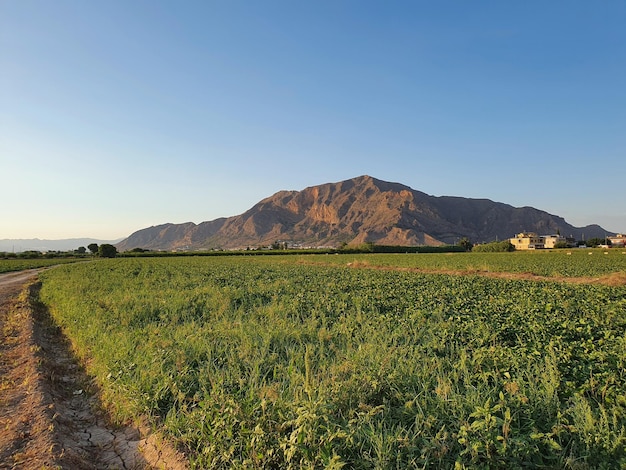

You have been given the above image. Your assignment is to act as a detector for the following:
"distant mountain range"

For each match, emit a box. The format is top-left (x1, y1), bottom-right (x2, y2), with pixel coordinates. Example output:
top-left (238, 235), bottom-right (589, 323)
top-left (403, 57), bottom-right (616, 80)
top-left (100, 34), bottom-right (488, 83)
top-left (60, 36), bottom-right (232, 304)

top-left (116, 176), bottom-right (612, 252)
top-left (0, 238), bottom-right (123, 253)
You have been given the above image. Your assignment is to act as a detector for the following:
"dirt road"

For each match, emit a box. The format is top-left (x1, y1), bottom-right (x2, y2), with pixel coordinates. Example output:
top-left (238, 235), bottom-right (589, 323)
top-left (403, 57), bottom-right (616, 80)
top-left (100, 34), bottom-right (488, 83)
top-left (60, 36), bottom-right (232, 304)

top-left (0, 270), bottom-right (188, 469)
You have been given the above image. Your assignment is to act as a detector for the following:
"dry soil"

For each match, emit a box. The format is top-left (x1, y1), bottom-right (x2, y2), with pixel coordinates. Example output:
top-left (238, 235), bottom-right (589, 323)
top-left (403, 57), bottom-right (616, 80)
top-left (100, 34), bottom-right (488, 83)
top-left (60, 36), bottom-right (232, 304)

top-left (0, 270), bottom-right (188, 470)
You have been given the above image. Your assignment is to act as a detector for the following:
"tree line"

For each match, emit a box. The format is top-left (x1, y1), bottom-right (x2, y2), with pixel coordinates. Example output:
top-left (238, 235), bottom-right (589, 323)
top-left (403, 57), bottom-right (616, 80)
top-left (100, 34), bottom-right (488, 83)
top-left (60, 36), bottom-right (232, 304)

top-left (1, 243), bottom-right (118, 259)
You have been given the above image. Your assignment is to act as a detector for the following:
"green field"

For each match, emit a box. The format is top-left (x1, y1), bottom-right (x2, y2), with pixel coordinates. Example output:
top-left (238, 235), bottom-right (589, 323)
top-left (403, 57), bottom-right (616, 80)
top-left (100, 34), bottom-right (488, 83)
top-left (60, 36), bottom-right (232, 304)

top-left (302, 249), bottom-right (626, 278)
top-left (0, 257), bottom-right (86, 274)
top-left (38, 254), bottom-right (626, 468)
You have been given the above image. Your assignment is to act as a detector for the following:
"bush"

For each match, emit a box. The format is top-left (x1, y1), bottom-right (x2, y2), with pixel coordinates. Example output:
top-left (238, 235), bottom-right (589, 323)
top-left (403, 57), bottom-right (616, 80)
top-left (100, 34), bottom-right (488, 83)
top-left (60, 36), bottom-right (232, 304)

top-left (472, 241), bottom-right (514, 252)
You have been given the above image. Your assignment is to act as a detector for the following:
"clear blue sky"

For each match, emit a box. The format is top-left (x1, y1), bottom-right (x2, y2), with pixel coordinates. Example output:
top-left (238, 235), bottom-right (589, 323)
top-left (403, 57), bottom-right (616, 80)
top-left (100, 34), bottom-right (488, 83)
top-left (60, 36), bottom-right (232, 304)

top-left (2, 1), bottom-right (625, 239)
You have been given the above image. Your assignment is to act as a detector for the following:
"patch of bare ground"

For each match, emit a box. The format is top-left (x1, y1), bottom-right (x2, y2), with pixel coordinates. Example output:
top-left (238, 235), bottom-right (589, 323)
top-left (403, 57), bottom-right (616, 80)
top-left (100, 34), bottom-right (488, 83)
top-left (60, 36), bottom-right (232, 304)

top-left (0, 273), bottom-right (57, 469)
top-left (0, 272), bottom-right (189, 470)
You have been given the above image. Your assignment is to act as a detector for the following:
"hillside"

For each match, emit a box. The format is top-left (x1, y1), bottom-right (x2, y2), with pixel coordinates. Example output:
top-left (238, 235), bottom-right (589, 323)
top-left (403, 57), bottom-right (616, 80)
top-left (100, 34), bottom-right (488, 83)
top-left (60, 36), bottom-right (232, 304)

top-left (116, 176), bottom-right (610, 251)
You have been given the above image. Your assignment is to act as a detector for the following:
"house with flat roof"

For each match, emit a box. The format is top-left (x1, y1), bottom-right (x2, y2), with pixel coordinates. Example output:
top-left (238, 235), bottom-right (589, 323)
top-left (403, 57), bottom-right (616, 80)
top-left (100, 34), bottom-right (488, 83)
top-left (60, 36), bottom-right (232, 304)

top-left (542, 234), bottom-right (568, 249)
top-left (510, 232), bottom-right (544, 250)
top-left (608, 234), bottom-right (626, 247)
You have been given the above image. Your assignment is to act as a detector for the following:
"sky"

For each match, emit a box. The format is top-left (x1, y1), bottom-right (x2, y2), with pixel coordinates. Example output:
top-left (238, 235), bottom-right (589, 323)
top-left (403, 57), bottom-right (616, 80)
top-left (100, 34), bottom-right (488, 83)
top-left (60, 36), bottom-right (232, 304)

top-left (1, 1), bottom-right (625, 240)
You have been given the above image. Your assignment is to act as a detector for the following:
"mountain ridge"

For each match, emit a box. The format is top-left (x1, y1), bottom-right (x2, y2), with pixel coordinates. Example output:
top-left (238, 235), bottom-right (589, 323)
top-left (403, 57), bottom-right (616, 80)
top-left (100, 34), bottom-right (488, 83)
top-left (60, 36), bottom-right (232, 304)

top-left (116, 175), bottom-right (612, 251)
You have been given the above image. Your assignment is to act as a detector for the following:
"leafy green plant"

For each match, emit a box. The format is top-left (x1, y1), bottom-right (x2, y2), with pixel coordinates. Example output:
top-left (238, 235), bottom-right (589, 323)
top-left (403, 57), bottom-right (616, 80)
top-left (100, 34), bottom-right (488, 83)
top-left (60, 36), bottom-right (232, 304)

top-left (37, 255), bottom-right (626, 467)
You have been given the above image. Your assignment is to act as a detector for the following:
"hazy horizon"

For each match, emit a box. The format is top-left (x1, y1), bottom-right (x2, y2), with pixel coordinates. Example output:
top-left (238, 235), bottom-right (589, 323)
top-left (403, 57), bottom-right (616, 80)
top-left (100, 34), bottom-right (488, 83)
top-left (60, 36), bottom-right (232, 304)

top-left (2, 1), bottom-right (625, 239)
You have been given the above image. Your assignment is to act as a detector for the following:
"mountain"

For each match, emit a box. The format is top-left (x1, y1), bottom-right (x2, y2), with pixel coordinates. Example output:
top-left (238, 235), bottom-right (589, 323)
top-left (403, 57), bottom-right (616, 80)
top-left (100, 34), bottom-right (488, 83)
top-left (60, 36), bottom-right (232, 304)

top-left (0, 238), bottom-right (124, 253)
top-left (116, 175), bottom-right (612, 251)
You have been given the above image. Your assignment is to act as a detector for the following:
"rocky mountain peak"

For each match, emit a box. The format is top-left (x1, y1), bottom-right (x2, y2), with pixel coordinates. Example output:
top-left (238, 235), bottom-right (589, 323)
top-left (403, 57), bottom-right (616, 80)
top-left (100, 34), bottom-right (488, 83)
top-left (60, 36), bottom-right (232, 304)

top-left (116, 176), bottom-right (612, 251)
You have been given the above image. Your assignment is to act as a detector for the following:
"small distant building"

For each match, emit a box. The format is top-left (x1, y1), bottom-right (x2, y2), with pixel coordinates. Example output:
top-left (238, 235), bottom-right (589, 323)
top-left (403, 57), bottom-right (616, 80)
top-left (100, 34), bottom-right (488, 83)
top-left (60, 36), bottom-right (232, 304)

top-left (608, 234), bottom-right (626, 248)
top-left (510, 232), bottom-right (545, 250)
top-left (543, 234), bottom-right (567, 249)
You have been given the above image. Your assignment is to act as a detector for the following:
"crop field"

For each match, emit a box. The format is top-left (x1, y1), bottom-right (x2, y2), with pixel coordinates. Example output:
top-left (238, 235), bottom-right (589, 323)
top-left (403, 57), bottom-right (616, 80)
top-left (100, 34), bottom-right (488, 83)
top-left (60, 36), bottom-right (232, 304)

top-left (304, 250), bottom-right (626, 279)
top-left (0, 257), bottom-right (84, 274)
top-left (38, 254), bottom-right (626, 468)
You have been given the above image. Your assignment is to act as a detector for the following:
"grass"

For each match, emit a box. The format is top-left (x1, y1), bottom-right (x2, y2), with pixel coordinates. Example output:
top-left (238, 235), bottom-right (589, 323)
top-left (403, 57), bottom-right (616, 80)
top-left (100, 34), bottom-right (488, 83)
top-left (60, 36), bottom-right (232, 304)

top-left (38, 254), bottom-right (626, 468)
top-left (0, 258), bottom-right (86, 274)
top-left (297, 249), bottom-right (626, 278)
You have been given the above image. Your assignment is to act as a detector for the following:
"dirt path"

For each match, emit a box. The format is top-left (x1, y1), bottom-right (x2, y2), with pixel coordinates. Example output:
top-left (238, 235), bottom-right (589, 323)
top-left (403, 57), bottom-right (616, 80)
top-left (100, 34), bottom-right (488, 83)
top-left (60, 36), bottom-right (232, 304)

top-left (0, 271), bottom-right (188, 469)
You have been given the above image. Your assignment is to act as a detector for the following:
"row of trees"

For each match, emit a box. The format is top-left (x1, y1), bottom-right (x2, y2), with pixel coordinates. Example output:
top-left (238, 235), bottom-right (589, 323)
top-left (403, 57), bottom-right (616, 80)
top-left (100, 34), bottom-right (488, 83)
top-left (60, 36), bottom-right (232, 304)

top-left (1, 244), bottom-right (118, 259)
top-left (583, 237), bottom-right (614, 248)
top-left (6, 237), bottom-right (610, 260)
top-left (465, 238), bottom-right (616, 253)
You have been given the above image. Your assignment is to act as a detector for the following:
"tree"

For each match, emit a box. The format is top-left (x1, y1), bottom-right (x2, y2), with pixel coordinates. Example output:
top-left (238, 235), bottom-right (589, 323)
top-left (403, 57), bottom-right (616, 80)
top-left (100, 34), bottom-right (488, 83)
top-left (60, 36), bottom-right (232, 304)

top-left (76, 246), bottom-right (87, 254)
top-left (458, 238), bottom-right (473, 252)
top-left (98, 244), bottom-right (118, 258)
top-left (88, 243), bottom-right (99, 254)
top-left (586, 238), bottom-right (610, 248)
